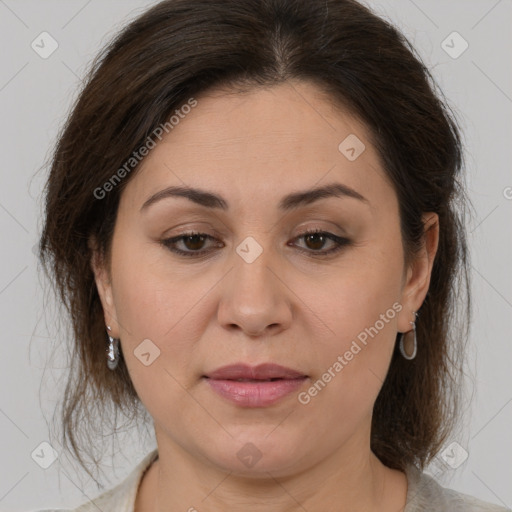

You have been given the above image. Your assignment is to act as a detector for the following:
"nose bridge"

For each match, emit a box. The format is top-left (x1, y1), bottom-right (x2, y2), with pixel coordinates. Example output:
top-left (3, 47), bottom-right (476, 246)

top-left (217, 233), bottom-right (292, 335)
top-left (233, 233), bottom-right (278, 304)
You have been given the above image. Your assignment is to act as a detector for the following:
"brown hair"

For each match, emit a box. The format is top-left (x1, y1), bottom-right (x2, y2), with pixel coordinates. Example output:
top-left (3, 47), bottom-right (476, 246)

top-left (39, 0), bottom-right (471, 478)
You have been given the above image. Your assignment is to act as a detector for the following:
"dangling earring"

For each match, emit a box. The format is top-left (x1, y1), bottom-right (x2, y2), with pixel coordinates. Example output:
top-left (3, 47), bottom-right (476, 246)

top-left (399, 311), bottom-right (417, 360)
top-left (106, 325), bottom-right (120, 370)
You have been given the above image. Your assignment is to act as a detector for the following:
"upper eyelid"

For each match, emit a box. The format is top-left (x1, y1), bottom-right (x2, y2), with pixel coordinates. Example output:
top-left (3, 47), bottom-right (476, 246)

top-left (167, 218), bottom-right (348, 236)
top-left (168, 227), bottom-right (345, 241)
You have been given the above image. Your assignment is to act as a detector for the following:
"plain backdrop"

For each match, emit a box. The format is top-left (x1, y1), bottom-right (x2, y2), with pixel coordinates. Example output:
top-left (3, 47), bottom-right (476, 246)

top-left (0, 0), bottom-right (511, 510)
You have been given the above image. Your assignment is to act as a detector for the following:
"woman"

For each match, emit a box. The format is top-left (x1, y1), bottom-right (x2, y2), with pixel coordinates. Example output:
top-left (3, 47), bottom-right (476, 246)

top-left (37, 0), bottom-right (509, 510)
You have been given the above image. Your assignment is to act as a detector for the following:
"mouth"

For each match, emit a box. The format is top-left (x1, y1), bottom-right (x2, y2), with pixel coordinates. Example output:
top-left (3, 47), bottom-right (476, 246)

top-left (203, 363), bottom-right (308, 407)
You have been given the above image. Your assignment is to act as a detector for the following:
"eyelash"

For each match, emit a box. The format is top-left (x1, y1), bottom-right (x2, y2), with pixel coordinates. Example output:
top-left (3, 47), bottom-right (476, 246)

top-left (160, 228), bottom-right (351, 258)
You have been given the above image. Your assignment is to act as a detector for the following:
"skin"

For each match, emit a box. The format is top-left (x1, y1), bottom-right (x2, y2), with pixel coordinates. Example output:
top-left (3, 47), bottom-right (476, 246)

top-left (91, 80), bottom-right (439, 512)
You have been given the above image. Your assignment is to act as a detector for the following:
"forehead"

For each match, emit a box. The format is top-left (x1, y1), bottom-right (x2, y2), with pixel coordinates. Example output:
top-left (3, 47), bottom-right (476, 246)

top-left (121, 80), bottom-right (393, 215)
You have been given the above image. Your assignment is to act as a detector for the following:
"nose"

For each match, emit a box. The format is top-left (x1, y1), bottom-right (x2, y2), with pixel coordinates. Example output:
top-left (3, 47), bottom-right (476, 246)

top-left (217, 243), bottom-right (293, 338)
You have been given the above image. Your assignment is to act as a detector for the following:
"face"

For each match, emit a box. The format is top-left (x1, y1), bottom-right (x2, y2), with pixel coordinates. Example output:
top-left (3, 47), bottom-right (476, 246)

top-left (92, 80), bottom-right (438, 478)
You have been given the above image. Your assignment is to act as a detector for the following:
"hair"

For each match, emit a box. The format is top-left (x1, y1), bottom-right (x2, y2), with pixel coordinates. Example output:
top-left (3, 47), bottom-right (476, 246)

top-left (39, 0), bottom-right (471, 479)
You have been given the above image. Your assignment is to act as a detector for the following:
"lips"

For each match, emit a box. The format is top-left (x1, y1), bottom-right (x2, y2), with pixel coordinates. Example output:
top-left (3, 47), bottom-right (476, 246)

top-left (203, 363), bottom-right (308, 407)
top-left (204, 363), bottom-right (307, 381)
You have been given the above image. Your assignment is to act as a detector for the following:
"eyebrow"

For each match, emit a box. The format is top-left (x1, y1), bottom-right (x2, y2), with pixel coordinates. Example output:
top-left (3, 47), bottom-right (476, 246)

top-left (140, 182), bottom-right (369, 213)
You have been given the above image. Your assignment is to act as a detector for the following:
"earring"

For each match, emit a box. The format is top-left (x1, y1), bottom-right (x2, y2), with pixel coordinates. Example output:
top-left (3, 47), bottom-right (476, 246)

top-left (399, 311), bottom-right (417, 360)
top-left (106, 325), bottom-right (120, 370)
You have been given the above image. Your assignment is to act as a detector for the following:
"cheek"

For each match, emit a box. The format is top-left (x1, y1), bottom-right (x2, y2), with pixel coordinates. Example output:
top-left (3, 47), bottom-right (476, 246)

top-left (108, 233), bottom-right (211, 395)
top-left (110, 256), bottom-right (208, 426)
top-left (309, 235), bottom-right (403, 344)
top-left (297, 295), bottom-right (400, 437)
top-left (297, 241), bottom-right (403, 412)
top-left (110, 228), bottom-right (207, 337)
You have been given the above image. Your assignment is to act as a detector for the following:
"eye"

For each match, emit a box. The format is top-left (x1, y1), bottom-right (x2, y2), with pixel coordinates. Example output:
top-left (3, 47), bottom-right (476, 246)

top-left (291, 228), bottom-right (351, 257)
top-left (161, 228), bottom-right (351, 258)
top-left (161, 231), bottom-right (220, 256)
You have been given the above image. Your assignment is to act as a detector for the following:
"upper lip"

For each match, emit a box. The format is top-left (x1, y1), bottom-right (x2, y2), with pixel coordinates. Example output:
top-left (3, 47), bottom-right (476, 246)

top-left (204, 363), bottom-right (307, 380)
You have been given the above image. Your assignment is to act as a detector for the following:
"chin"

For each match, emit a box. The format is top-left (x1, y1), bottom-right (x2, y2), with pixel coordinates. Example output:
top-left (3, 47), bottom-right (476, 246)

top-left (200, 430), bottom-right (310, 477)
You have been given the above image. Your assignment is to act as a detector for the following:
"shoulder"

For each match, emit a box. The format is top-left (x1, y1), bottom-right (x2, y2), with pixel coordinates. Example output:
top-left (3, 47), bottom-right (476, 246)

top-left (30, 449), bottom-right (159, 512)
top-left (404, 464), bottom-right (510, 512)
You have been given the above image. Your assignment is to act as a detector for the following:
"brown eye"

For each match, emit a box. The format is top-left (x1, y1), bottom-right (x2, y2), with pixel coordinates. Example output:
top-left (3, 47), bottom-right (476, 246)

top-left (303, 231), bottom-right (329, 251)
top-left (161, 231), bottom-right (221, 256)
top-left (292, 229), bottom-right (350, 257)
top-left (181, 233), bottom-right (208, 251)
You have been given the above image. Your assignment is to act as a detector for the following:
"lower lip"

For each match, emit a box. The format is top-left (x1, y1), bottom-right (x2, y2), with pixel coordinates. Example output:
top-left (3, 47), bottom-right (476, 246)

top-left (204, 377), bottom-right (308, 407)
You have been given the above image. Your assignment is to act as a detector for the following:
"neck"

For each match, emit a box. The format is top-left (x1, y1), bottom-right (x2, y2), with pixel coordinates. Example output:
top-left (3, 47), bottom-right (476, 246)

top-left (136, 430), bottom-right (407, 512)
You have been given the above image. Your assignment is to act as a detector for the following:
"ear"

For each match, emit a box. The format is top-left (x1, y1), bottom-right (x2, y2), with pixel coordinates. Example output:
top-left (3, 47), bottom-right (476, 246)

top-left (89, 236), bottom-right (121, 338)
top-left (397, 212), bottom-right (439, 332)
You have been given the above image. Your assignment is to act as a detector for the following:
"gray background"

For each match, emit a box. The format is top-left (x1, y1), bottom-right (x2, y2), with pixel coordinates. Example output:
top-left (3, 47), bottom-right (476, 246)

top-left (0, 0), bottom-right (511, 510)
